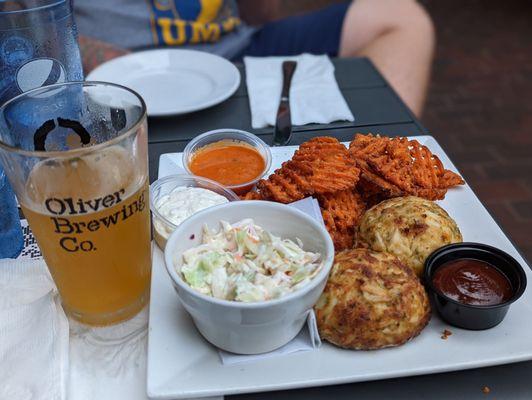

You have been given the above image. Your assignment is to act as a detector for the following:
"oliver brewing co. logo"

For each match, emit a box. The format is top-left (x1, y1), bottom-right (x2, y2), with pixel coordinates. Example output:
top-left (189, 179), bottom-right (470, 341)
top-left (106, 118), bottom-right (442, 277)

top-left (44, 188), bottom-right (146, 253)
top-left (16, 57), bottom-right (66, 92)
top-left (0, 45), bottom-right (67, 101)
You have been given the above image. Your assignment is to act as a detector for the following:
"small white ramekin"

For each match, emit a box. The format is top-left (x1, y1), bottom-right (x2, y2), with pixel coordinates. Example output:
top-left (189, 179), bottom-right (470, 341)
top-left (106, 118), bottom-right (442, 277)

top-left (164, 201), bottom-right (334, 354)
top-left (150, 174), bottom-right (239, 250)
top-left (182, 129), bottom-right (272, 195)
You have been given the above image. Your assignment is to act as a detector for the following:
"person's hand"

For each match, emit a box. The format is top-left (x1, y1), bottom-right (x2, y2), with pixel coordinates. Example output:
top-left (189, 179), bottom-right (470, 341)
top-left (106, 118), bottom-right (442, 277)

top-left (78, 35), bottom-right (130, 75)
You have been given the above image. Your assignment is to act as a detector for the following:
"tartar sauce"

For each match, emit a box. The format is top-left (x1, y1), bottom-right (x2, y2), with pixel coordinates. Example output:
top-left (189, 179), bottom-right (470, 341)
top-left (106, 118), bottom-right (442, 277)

top-left (153, 187), bottom-right (228, 247)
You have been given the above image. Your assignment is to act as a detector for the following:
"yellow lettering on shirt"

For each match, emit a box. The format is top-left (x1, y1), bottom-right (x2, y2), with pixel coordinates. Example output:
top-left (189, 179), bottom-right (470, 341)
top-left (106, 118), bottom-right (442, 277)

top-left (157, 18), bottom-right (187, 45)
top-left (196, 0), bottom-right (223, 23)
top-left (190, 21), bottom-right (221, 43)
top-left (221, 16), bottom-right (240, 33)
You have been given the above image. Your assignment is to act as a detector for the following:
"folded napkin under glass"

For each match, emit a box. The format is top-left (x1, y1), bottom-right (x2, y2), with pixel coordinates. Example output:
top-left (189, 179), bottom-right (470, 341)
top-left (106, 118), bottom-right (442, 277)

top-left (0, 258), bottom-right (69, 400)
top-left (1, 198), bottom-right (324, 399)
top-left (244, 54), bottom-right (355, 129)
top-left (0, 256), bottom-right (149, 400)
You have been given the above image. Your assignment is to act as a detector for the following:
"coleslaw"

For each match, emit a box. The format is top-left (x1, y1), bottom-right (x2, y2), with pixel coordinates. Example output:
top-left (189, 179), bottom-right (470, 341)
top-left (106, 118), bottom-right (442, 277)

top-left (180, 219), bottom-right (323, 302)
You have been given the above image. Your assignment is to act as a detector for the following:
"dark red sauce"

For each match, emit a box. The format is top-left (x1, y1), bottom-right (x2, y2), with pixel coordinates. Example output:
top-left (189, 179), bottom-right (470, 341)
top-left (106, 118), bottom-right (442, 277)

top-left (432, 259), bottom-right (513, 306)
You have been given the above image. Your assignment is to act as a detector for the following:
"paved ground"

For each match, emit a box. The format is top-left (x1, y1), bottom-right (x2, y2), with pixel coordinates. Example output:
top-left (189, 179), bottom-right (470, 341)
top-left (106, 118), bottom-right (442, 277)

top-left (422, 0), bottom-right (532, 262)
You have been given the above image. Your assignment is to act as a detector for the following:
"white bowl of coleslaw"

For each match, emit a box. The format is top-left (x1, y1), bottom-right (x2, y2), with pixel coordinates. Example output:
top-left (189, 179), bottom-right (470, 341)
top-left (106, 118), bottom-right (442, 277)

top-left (164, 200), bottom-right (335, 354)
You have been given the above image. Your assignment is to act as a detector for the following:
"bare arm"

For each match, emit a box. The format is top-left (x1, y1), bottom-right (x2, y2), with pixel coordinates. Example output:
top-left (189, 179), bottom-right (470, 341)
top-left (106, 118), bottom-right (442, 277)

top-left (339, 0), bottom-right (435, 116)
top-left (78, 35), bottom-right (130, 74)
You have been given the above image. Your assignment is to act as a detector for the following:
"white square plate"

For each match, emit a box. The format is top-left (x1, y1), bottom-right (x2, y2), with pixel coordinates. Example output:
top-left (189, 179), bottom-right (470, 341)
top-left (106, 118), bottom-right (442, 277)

top-left (147, 136), bottom-right (532, 399)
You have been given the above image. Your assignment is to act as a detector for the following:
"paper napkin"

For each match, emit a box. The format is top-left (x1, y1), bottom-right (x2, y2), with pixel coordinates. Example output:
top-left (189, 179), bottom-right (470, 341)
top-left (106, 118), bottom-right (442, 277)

top-left (0, 258), bottom-right (69, 400)
top-left (218, 197), bottom-right (324, 366)
top-left (289, 197), bottom-right (325, 227)
top-left (68, 308), bottom-right (149, 400)
top-left (244, 54), bottom-right (355, 129)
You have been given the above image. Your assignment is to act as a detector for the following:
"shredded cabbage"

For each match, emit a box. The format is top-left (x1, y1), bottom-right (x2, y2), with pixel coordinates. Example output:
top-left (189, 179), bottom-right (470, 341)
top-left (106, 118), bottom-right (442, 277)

top-left (180, 219), bottom-right (323, 302)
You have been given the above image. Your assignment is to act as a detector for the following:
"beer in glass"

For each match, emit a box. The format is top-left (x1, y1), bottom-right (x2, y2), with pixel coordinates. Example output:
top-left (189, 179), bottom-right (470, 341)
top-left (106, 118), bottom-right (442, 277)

top-left (0, 82), bottom-right (151, 326)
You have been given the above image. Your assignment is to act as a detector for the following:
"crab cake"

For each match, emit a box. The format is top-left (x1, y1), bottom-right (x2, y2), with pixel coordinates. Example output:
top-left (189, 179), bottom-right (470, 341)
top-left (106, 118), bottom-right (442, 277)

top-left (359, 196), bottom-right (462, 277)
top-left (315, 248), bottom-right (430, 350)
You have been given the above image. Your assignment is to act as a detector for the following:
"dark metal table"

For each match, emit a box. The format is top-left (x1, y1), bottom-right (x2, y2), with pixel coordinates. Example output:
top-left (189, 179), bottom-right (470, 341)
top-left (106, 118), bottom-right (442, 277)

top-left (147, 58), bottom-right (426, 183)
top-left (147, 57), bottom-right (532, 400)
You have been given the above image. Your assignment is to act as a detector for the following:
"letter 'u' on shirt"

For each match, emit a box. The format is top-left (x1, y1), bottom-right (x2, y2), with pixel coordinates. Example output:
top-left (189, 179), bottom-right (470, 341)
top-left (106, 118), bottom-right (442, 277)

top-left (157, 18), bottom-right (187, 45)
top-left (147, 0), bottom-right (241, 46)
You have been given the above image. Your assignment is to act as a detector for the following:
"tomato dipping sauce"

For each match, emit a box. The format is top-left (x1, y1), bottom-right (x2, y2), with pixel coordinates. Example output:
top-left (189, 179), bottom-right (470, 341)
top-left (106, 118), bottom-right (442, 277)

top-left (432, 259), bottom-right (513, 306)
top-left (188, 141), bottom-right (266, 193)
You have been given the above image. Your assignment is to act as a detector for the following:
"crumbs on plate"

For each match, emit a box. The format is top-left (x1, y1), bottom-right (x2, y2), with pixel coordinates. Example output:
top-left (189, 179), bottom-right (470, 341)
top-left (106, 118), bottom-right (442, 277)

top-left (441, 329), bottom-right (452, 340)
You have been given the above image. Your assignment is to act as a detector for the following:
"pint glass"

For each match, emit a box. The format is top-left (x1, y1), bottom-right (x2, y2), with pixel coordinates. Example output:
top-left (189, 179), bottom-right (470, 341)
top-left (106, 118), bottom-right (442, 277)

top-left (0, 0), bottom-right (83, 105)
top-left (0, 82), bottom-right (151, 326)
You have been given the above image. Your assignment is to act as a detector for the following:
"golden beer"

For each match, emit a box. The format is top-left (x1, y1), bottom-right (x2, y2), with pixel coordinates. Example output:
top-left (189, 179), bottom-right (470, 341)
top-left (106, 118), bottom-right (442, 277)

top-left (0, 82), bottom-right (151, 326)
top-left (19, 146), bottom-right (151, 325)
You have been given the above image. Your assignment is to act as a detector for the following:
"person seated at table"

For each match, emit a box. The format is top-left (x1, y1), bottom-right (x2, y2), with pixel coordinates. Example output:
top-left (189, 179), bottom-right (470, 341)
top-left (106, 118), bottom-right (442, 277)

top-left (75, 0), bottom-right (434, 116)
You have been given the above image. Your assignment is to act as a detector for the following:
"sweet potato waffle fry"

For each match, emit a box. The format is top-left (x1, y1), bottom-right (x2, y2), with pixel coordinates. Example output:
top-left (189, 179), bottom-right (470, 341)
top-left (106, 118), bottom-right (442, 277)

top-left (318, 189), bottom-right (366, 250)
top-left (349, 134), bottom-right (464, 203)
top-left (248, 137), bottom-right (360, 203)
top-left (244, 137), bottom-right (362, 250)
top-left (243, 134), bottom-right (463, 251)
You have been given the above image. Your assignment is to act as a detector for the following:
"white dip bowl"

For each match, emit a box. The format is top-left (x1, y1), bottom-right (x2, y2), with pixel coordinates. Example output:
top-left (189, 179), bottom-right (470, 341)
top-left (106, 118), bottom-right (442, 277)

top-left (164, 200), bottom-right (335, 354)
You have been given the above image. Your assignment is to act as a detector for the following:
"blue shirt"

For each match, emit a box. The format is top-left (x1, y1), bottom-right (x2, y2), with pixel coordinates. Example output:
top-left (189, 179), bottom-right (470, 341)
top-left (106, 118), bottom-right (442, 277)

top-left (75, 0), bottom-right (256, 59)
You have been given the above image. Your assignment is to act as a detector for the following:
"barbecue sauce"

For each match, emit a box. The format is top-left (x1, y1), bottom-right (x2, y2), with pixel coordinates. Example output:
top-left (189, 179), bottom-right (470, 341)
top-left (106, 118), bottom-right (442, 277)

top-left (432, 259), bottom-right (512, 306)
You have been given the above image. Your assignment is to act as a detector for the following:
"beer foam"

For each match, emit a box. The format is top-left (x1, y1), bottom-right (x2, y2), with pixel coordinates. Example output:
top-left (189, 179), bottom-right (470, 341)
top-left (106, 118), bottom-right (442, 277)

top-left (23, 145), bottom-right (142, 213)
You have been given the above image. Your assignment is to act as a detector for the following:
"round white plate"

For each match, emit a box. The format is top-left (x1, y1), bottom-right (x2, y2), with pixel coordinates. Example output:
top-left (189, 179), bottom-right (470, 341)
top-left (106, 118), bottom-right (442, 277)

top-left (86, 49), bottom-right (241, 117)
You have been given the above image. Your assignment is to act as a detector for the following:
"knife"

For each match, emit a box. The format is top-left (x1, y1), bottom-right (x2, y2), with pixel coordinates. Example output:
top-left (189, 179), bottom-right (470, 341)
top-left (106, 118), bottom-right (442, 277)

top-left (273, 61), bottom-right (297, 146)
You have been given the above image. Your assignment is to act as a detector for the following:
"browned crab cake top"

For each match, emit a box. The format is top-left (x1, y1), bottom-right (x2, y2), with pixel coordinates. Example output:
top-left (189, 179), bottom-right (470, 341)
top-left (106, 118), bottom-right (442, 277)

top-left (315, 248), bottom-right (431, 350)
